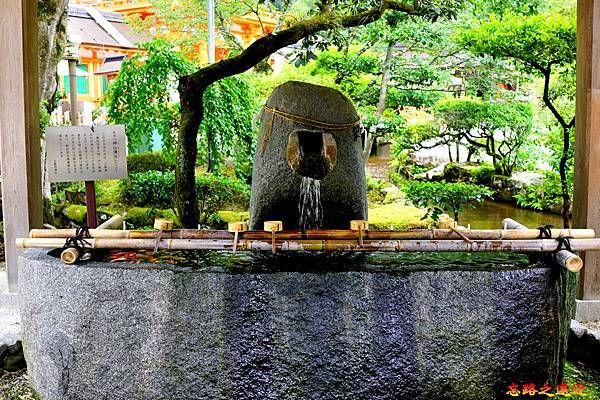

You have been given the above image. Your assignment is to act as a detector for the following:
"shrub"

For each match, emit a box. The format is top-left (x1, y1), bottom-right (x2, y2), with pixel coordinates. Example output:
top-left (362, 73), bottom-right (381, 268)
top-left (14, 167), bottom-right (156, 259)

top-left (127, 152), bottom-right (175, 174)
top-left (120, 171), bottom-right (175, 209)
top-left (196, 174), bottom-right (250, 226)
top-left (514, 171), bottom-right (568, 211)
top-left (366, 174), bottom-right (386, 204)
top-left (403, 181), bottom-right (493, 222)
top-left (120, 171), bottom-right (250, 227)
top-left (472, 163), bottom-right (496, 185)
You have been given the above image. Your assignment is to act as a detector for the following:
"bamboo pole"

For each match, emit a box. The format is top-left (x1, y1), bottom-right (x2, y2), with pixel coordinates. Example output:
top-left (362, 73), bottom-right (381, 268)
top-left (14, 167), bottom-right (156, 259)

top-left (96, 214), bottom-right (124, 230)
top-left (15, 237), bottom-right (600, 253)
top-left (502, 218), bottom-right (583, 273)
top-left (28, 227), bottom-right (596, 241)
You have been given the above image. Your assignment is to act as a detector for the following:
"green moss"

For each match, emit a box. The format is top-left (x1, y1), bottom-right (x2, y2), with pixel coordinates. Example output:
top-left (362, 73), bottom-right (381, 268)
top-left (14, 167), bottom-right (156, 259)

top-left (124, 207), bottom-right (156, 228)
top-left (156, 208), bottom-right (181, 228)
top-left (96, 180), bottom-right (122, 205)
top-left (122, 207), bottom-right (181, 229)
top-left (63, 205), bottom-right (87, 225)
top-left (217, 210), bottom-right (250, 223)
top-left (215, 206), bottom-right (428, 229)
top-left (368, 203), bottom-right (430, 229)
top-left (563, 361), bottom-right (600, 399)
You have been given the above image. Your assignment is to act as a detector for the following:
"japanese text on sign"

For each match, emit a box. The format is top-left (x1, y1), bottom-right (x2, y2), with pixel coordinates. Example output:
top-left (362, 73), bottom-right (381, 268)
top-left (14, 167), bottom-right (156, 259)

top-left (46, 125), bottom-right (128, 182)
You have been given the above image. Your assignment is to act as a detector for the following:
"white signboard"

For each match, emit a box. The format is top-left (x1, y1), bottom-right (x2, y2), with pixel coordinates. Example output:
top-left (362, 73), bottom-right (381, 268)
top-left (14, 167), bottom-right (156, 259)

top-left (46, 125), bottom-right (128, 182)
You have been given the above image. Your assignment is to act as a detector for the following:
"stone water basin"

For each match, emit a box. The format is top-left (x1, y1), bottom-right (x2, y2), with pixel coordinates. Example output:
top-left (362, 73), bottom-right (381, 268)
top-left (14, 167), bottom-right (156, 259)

top-left (19, 249), bottom-right (573, 399)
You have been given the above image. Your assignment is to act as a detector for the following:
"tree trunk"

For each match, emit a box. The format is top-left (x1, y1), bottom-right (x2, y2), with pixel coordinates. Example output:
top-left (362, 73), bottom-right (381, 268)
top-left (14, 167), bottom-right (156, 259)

top-left (363, 41), bottom-right (394, 164)
top-left (455, 143), bottom-right (459, 162)
top-left (175, 77), bottom-right (204, 228)
top-left (206, 129), bottom-right (214, 173)
top-left (38, 0), bottom-right (69, 108)
top-left (559, 126), bottom-right (571, 228)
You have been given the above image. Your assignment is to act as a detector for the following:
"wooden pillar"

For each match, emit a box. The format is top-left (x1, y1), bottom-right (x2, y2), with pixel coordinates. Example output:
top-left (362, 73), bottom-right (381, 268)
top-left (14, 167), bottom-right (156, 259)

top-left (0, 0), bottom-right (43, 292)
top-left (574, 0), bottom-right (600, 300)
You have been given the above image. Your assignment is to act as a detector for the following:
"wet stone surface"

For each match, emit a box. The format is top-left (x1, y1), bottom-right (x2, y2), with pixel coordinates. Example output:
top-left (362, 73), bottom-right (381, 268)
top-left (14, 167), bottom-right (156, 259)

top-left (18, 248), bottom-right (566, 400)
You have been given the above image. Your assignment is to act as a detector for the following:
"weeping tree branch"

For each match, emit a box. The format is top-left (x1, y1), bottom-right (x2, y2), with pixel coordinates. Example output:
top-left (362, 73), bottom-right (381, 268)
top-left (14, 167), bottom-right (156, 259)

top-left (538, 65), bottom-right (575, 228)
top-left (175, 0), bottom-right (424, 227)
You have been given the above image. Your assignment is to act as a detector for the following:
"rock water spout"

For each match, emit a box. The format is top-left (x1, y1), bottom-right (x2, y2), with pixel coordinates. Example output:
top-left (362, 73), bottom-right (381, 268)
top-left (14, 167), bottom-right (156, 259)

top-left (249, 81), bottom-right (368, 229)
top-left (298, 177), bottom-right (323, 231)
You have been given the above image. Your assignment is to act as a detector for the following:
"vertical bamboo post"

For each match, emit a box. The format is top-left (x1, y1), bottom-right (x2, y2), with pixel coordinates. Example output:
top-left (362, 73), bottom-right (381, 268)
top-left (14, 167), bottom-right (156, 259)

top-left (264, 221), bottom-right (283, 253)
top-left (228, 222), bottom-right (248, 254)
top-left (350, 220), bottom-right (368, 246)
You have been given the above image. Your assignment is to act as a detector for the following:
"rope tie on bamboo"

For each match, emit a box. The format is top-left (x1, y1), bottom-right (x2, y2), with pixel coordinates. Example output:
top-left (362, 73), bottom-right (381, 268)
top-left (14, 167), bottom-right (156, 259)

top-left (259, 105), bottom-right (361, 155)
top-left (552, 236), bottom-right (573, 265)
top-left (537, 225), bottom-right (554, 239)
top-left (62, 226), bottom-right (92, 264)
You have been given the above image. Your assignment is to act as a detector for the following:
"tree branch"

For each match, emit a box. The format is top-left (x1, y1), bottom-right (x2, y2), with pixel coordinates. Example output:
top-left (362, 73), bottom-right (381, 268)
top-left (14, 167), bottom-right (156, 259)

top-left (541, 69), bottom-right (568, 129)
top-left (184, 0), bottom-right (417, 92)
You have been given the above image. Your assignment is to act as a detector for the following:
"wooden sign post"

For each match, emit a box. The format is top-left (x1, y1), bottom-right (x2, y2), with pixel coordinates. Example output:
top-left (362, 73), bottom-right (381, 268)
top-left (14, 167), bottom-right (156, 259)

top-left (45, 125), bottom-right (128, 228)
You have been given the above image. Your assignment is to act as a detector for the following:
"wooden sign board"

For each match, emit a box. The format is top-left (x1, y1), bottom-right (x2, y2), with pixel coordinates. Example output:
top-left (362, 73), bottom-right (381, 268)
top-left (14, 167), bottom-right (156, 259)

top-left (46, 125), bottom-right (128, 182)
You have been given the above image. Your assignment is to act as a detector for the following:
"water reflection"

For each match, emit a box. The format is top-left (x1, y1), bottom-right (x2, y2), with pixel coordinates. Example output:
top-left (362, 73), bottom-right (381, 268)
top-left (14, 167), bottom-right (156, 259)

top-left (458, 200), bottom-right (564, 229)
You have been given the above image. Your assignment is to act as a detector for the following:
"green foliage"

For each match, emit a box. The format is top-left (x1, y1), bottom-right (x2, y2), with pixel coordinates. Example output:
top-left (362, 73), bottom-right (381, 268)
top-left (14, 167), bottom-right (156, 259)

top-left (472, 163), bottom-right (496, 185)
top-left (120, 170), bottom-right (176, 210)
top-left (313, 48), bottom-right (379, 85)
top-left (198, 75), bottom-right (257, 177)
top-left (433, 97), bottom-right (532, 175)
top-left (360, 107), bottom-right (406, 143)
top-left (514, 170), bottom-right (572, 211)
top-left (459, 13), bottom-right (576, 75)
top-left (120, 170), bottom-right (249, 226)
top-left (127, 152), bottom-right (175, 174)
top-left (404, 181), bottom-right (493, 221)
top-left (195, 173), bottom-right (250, 226)
top-left (366, 174), bottom-right (386, 204)
top-left (105, 40), bottom-right (194, 153)
top-left (39, 100), bottom-right (51, 133)
top-left (395, 120), bottom-right (440, 151)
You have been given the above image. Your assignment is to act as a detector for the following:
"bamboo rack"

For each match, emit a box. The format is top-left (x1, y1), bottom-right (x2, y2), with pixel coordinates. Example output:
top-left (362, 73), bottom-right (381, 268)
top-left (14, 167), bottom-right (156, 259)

top-left (502, 218), bottom-right (583, 273)
top-left (15, 237), bottom-right (600, 253)
top-left (27, 227), bottom-right (596, 241)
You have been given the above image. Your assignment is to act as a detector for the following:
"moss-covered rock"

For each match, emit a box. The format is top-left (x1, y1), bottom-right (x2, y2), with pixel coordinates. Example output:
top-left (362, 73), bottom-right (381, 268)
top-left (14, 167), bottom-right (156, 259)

top-left (368, 203), bottom-right (430, 229)
top-left (124, 207), bottom-right (156, 228)
top-left (63, 205), bottom-right (87, 225)
top-left (217, 211), bottom-right (250, 223)
top-left (122, 207), bottom-right (181, 229)
top-left (443, 162), bottom-right (480, 182)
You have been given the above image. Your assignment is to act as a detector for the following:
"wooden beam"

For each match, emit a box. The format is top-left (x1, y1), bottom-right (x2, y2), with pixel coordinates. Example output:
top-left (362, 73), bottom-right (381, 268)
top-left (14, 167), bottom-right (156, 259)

top-left (0, 0), bottom-right (43, 292)
top-left (574, 0), bottom-right (600, 300)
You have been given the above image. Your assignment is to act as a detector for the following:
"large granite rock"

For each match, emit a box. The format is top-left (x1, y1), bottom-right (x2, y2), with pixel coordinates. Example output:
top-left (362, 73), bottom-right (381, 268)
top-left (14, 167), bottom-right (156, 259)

top-left (19, 249), bottom-right (572, 400)
top-left (250, 81), bottom-right (367, 230)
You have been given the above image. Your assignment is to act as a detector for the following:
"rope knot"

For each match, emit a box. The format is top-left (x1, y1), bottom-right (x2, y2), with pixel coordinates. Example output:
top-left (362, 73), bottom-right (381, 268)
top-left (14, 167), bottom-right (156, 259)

top-left (537, 224), bottom-right (553, 239)
top-left (552, 236), bottom-right (573, 265)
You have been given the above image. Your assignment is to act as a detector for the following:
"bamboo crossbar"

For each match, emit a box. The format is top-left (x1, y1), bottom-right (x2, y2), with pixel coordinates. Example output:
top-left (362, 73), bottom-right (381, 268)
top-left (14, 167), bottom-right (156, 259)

top-left (15, 237), bottom-right (600, 253)
top-left (28, 227), bottom-right (596, 241)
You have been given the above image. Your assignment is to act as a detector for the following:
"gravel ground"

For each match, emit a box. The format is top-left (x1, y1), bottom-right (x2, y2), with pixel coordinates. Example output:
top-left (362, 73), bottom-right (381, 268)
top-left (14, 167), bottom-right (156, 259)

top-left (582, 320), bottom-right (600, 331)
top-left (0, 370), bottom-right (36, 400)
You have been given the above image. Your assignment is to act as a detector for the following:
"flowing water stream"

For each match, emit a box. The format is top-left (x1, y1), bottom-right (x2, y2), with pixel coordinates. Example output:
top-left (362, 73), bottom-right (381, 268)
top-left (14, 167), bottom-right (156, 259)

top-left (298, 177), bottom-right (323, 231)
